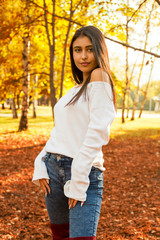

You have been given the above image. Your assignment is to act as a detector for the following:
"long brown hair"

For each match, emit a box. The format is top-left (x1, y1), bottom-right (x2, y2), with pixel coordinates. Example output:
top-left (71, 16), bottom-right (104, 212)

top-left (66, 26), bottom-right (116, 109)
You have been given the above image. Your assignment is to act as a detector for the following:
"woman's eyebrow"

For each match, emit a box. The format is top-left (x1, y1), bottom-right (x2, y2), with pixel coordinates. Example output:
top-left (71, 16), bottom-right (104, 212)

top-left (73, 45), bottom-right (93, 48)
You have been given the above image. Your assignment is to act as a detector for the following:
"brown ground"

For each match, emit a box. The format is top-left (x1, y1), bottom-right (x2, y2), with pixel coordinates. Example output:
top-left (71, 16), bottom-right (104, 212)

top-left (0, 134), bottom-right (160, 240)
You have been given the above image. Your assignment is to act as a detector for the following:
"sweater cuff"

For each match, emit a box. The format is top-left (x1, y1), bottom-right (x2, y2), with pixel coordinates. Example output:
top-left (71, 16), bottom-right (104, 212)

top-left (64, 180), bottom-right (87, 202)
top-left (32, 174), bottom-right (50, 186)
top-left (32, 149), bottom-right (50, 186)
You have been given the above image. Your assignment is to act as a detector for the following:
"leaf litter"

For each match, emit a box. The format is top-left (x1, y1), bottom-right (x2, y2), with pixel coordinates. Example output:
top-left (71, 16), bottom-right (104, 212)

top-left (0, 133), bottom-right (160, 239)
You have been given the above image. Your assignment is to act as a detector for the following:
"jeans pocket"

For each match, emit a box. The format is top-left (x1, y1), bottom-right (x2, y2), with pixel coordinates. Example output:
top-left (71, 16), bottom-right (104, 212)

top-left (89, 167), bottom-right (104, 190)
top-left (97, 170), bottom-right (104, 189)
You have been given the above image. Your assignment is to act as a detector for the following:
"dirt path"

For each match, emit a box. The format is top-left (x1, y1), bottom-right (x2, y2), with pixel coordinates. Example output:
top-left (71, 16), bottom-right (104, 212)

top-left (0, 135), bottom-right (160, 239)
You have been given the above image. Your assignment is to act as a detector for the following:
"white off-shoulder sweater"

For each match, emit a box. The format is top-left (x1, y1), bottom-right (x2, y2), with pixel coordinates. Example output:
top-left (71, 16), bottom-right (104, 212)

top-left (32, 81), bottom-right (116, 202)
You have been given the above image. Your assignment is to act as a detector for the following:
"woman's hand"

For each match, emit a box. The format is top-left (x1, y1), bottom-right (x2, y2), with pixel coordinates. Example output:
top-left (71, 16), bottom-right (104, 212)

top-left (39, 178), bottom-right (51, 196)
top-left (68, 198), bottom-right (84, 209)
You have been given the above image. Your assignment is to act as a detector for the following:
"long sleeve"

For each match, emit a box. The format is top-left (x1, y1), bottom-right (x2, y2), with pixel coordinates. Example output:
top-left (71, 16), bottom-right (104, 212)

top-left (32, 147), bottom-right (49, 186)
top-left (64, 82), bottom-right (116, 201)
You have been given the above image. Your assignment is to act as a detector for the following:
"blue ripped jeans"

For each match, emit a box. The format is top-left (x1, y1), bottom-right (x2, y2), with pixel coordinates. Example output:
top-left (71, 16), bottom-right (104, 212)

top-left (44, 152), bottom-right (104, 238)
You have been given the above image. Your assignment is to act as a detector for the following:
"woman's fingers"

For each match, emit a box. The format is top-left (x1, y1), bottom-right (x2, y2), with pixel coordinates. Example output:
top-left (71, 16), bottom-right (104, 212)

top-left (70, 199), bottom-right (77, 209)
top-left (39, 179), bottom-right (50, 196)
top-left (69, 198), bottom-right (73, 209)
top-left (68, 198), bottom-right (80, 209)
top-left (68, 198), bottom-right (72, 209)
top-left (81, 201), bottom-right (84, 207)
top-left (72, 200), bottom-right (77, 208)
top-left (43, 179), bottom-right (51, 194)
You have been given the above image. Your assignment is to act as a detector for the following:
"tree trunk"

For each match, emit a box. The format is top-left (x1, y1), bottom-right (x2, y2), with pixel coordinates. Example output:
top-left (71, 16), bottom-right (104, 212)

top-left (18, 35), bottom-right (29, 131)
top-left (59, 1), bottom-right (73, 98)
top-left (49, 46), bottom-right (57, 119)
top-left (9, 102), bottom-right (12, 109)
top-left (139, 57), bottom-right (155, 118)
top-left (33, 100), bottom-right (36, 118)
top-left (18, 0), bottom-right (31, 131)
top-left (155, 0), bottom-right (160, 6)
top-left (131, 2), bottom-right (154, 121)
top-left (11, 97), bottom-right (18, 119)
top-left (122, 0), bottom-right (129, 123)
top-left (32, 75), bottom-right (38, 118)
top-left (44, 0), bottom-right (57, 120)
top-left (126, 90), bottom-right (130, 118)
top-left (2, 103), bottom-right (5, 109)
top-left (17, 94), bottom-right (20, 109)
top-left (122, 91), bottom-right (126, 123)
top-left (126, 51), bottom-right (140, 118)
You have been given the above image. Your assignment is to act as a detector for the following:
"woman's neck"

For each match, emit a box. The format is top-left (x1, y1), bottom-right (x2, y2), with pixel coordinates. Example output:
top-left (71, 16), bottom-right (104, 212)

top-left (75, 72), bottom-right (90, 88)
top-left (83, 72), bottom-right (89, 83)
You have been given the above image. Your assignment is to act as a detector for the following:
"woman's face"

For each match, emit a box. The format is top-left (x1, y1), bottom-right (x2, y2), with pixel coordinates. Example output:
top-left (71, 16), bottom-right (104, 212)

top-left (72, 36), bottom-right (98, 78)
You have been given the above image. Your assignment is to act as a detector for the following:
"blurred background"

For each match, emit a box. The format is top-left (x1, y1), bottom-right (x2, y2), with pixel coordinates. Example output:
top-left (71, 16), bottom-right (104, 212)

top-left (0, 1), bottom-right (160, 239)
top-left (0, 0), bottom-right (160, 131)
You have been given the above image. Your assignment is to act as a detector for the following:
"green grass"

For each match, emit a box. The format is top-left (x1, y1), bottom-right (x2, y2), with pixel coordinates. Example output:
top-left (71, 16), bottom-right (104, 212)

top-left (110, 117), bottom-right (160, 140)
top-left (0, 107), bottom-right (160, 139)
top-left (0, 106), bottom-right (52, 116)
top-left (0, 106), bottom-right (54, 135)
top-left (0, 116), bottom-right (53, 135)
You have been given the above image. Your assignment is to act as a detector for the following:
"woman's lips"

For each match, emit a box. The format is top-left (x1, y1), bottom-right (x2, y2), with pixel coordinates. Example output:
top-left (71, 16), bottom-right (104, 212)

top-left (81, 62), bottom-right (89, 66)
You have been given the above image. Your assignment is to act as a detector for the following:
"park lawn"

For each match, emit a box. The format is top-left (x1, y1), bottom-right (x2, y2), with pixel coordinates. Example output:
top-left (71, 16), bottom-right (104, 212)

top-left (0, 110), bottom-right (160, 140)
top-left (0, 116), bottom-right (53, 135)
top-left (110, 116), bottom-right (160, 140)
top-left (0, 106), bottom-right (53, 116)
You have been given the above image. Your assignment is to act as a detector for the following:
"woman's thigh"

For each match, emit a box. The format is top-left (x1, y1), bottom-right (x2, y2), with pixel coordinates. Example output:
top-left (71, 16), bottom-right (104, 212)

top-left (44, 153), bottom-right (70, 224)
top-left (69, 167), bottom-right (104, 238)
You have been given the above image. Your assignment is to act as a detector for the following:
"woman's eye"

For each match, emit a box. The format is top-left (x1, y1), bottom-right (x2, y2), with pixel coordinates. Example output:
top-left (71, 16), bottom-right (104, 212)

top-left (75, 49), bottom-right (81, 52)
top-left (88, 48), bottom-right (93, 52)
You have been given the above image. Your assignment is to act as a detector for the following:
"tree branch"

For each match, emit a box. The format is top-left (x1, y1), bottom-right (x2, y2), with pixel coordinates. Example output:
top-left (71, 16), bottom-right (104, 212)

top-left (43, 0), bottom-right (51, 47)
top-left (105, 36), bottom-right (160, 58)
top-left (155, 0), bottom-right (160, 5)
top-left (30, 72), bottom-right (50, 76)
top-left (30, 0), bottom-right (43, 9)
top-left (52, 0), bottom-right (55, 48)
top-left (52, 13), bottom-right (83, 26)
top-left (127, 0), bottom-right (148, 24)
top-left (107, 24), bottom-right (126, 33)
top-left (26, 0), bottom-right (160, 58)
top-left (73, 0), bottom-right (83, 13)
top-left (30, 0), bottom-right (83, 25)
top-left (17, 72), bottom-right (50, 81)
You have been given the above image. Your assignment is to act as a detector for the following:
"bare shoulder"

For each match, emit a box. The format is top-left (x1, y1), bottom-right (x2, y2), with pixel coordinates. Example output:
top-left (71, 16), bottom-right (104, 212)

top-left (90, 68), bottom-right (111, 85)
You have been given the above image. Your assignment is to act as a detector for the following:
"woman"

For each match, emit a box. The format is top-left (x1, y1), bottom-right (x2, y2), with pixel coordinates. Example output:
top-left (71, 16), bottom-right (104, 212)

top-left (32, 25), bottom-right (116, 240)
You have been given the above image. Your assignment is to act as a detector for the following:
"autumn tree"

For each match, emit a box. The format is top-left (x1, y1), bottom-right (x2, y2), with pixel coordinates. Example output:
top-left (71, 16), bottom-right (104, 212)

top-left (18, 0), bottom-right (32, 131)
top-left (138, 56), bottom-right (155, 117)
top-left (131, 1), bottom-right (155, 120)
top-left (0, 0), bottom-right (24, 116)
top-left (29, 0), bottom-right (96, 120)
top-left (1, 0), bottom-right (160, 127)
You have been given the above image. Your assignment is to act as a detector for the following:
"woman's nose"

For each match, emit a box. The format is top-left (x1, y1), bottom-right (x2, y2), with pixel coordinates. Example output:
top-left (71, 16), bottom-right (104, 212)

top-left (81, 50), bottom-right (87, 59)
